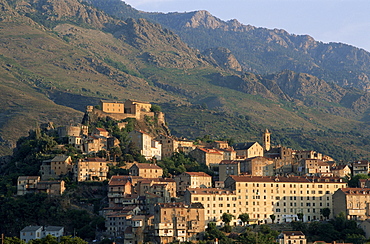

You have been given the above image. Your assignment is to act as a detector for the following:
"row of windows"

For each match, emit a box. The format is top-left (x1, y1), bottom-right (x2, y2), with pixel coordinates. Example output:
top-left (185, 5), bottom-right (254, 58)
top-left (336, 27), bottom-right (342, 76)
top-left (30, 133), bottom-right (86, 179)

top-left (238, 183), bottom-right (341, 188)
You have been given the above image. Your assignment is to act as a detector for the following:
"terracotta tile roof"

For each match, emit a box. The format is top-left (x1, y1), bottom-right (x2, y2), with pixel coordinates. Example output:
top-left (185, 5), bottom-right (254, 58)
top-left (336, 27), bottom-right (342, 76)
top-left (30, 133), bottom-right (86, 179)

top-left (340, 188), bottom-right (370, 195)
top-left (198, 147), bottom-right (223, 155)
top-left (228, 175), bottom-right (344, 183)
top-left (96, 128), bottom-right (108, 132)
top-left (185, 172), bottom-right (212, 177)
top-left (108, 175), bottom-right (131, 186)
top-left (187, 187), bottom-right (235, 195)
top-left (84, 158), bottom-right (107, 162)
top-left (132, 163), bottom-right (162, 170)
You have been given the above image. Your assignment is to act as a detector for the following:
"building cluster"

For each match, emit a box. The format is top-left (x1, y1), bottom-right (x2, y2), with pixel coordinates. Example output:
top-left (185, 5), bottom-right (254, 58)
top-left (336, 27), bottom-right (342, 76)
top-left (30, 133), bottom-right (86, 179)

top-left (18, 156), bottom-right (109, 196)
top-left (15, 100), bottom-right (370, 243)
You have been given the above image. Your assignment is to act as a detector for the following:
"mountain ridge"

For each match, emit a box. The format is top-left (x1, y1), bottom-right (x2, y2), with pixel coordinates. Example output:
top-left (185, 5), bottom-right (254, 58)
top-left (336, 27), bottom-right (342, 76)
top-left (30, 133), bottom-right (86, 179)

top-left (0, 0), bottom-right (369, 161)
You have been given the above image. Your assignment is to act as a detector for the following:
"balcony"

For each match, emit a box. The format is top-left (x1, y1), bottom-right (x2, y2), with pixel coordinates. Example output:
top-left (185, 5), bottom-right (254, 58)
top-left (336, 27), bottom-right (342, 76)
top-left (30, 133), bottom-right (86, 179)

top-left (155, 223), bottom-right (173, 230)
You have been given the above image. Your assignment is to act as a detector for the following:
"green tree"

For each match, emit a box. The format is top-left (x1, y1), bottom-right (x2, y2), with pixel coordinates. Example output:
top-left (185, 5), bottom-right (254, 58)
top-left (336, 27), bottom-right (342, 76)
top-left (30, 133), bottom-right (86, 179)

top-left (238, 213), bottom-right (250, 226)
top-left (60, 236), bottom-right (88, 244)
top-left (221, 213), bottom-right (234, 225)
top-left (4, 237), bottom-right (26, 244)
top-left (320, 207), bottom-right (331, 220)
top-left (347, 174), bottom-right (369, 187)
top-left (297, 212), bottom-right (304, 221)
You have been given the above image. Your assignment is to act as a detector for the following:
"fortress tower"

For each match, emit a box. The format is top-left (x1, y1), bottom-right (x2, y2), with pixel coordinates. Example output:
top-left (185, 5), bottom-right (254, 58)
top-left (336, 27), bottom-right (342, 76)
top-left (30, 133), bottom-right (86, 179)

top-left (263, 129), bottom-right (271, 151)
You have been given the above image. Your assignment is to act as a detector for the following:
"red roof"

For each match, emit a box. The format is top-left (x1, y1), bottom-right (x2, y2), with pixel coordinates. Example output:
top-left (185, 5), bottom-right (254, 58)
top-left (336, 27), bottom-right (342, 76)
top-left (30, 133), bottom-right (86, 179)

top-left (96, 128), bottom-right (108, 132)
top-left (185, 172), bottom-right (211, 177)
top-left (340, 188), bottom-right (370, 195)
top-left (198, 147), bottom-right (223, 155)
top-left (228, 175), bottom-right (344, 183)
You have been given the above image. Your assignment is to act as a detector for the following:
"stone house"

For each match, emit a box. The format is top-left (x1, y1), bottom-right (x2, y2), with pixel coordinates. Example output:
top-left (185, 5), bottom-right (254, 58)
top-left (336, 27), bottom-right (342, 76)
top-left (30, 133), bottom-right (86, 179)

top-left (243, 156), bottom-right (274, 176)
top-left (92, 127), bottom-right (109, 138)
top-left (108, 175), bottom-right (136, 208)
top-left (83, 135), bottom-right (107, 154)
top-left (218, 160), bottom-right (241, 182)
top-left (153, 202), bottom-right (205, 244)
top-left (331, 165), bottom-right (351, 178)
top-left (233, 142), bottom-right (264, 159)
top-left (333, 188), bottom-right (370, 221)
top-left (17, 176), bottom-right (40, 195)
top-left (37, 180), bottom-right (66, 196)
top-left (352, 161), bottom-right (370, 176)
top-left (276, 231), bottom-right (307, 244)
top-left (136, 178), bottom-right (177, 202)
top-left (129, 130), bottom-right (162, 160)
top-left (40, 155), bottom-right (73, 180)
top-left (295, 150), bottom-right (323, 160)
top-left (189, 147), bottom-right (224, 166)
top-left (174, 172), bottom-right (212, 194)
top-left (74, 158), bottom-right (109, 182)
top-left (129, 163), bottom-right (163, 178)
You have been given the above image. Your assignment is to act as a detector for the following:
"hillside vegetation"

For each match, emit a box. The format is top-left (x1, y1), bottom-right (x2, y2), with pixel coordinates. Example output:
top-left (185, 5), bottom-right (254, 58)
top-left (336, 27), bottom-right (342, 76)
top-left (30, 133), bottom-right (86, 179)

top-left (0, 0), bottom-right (369, 161)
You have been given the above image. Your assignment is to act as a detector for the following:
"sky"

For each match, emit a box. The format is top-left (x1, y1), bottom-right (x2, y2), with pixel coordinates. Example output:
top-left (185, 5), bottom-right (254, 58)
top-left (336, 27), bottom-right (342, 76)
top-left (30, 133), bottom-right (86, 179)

top-left (122, 0), bottom-right (370, 52)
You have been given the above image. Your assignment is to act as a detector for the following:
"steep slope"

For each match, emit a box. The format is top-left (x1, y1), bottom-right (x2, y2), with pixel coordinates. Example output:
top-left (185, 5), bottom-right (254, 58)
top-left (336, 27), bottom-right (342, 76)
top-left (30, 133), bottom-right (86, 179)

top-left (0, 0), bottom-right (370, 161)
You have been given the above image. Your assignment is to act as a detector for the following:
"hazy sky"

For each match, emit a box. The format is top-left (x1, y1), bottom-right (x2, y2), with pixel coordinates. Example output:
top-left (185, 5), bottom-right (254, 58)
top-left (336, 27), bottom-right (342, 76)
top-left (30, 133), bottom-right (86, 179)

top-left (123, 0), bottom-right (370, 52)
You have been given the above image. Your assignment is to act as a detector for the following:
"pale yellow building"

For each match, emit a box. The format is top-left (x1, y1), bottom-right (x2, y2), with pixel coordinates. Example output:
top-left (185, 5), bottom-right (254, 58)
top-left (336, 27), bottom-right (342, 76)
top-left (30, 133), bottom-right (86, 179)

top-left (107, 175), bottom-right (137, 208)
top-left (189, 147), bottom-right (224, 166)
top-left (174, 172), bottom-right (212, 194)
top-left (277, 231), bottom-right (307, 244)
top-left (153, 202), bottom-right (205, 244)
top-left (244, 156), bottom-right (274, 176)
top-left (100, 100), bottom-right (125, 114)
top-left (40, 155), bottom-right (73, 180)
top-left (129, 163), bottom-right (163, 178)
top-left (185, 175), bottom-right (347, 224)
top-left (74, 158), bottom-right (109, 182)
top-left (333, 188), bottom-right (370, 221)
top-left (234, 142), bottom-right (264, 159)
top-left (331, 165), bottom-right (351, 178)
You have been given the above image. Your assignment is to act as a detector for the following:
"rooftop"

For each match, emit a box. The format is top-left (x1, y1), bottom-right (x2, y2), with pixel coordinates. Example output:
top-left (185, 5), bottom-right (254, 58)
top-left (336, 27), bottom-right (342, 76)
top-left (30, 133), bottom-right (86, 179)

top-left (228, 175), bottom-right (344, 183)
top-left (131, 163), bottom-right (162, 170)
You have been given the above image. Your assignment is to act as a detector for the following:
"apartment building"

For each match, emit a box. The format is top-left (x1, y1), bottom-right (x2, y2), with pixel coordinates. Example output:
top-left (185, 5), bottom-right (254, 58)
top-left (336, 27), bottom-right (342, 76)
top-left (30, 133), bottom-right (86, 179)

top-left (333, 188), bottom-right (370, 220)
top-left (74, 158), bottom-right (109, 182)
top-left (128, 130), bottom-right (162, 160)
top-left (174, 172), bottom-right (212, 194)
top-left (153, 202), bottom-right (205, 244)
top-left (129, 163), bottom-right (163, 178)
top-left (17, 176), bottom-right (40, 195)
top-left (40, 155), bottom-right (73, 180)
top-left (352, 161), bottom-right (370, 176)
top-left (185, 175), bottom-right (346, 224)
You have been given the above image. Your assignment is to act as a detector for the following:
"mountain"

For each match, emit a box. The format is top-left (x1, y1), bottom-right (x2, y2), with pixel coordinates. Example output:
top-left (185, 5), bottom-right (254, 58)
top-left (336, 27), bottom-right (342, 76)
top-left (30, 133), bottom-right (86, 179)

top-left (0, 0), bottom-right (369, 161)
top-left (88, 0), bottom-right (370, 91)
